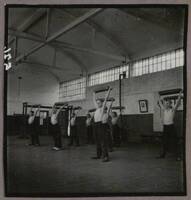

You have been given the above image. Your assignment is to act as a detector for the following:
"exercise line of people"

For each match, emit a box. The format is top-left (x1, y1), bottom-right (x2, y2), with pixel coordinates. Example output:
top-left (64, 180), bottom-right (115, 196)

top-left (27, 87), bottom-right (121, 162)
top-left (27, 87), bottom-right (183, 162)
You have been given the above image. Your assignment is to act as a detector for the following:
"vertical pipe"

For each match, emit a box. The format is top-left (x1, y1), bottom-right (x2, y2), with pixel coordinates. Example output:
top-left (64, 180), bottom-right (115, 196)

top-left (45, 8), bottom-right (50, 39)
top-left (18, 76), bottom-right (22, 99)
top-left (119, 74), bottom-right (122, 116)
top-left (22, 102), bottom-right (25, 115)
top-left (14, 36), bottom-right (18, 59)
top-left (25, 102), bottom-right (28, 115)
top-left (24, 102), bottom-right (28, 138)
top-left (119, 74), bottom-right (123, 140)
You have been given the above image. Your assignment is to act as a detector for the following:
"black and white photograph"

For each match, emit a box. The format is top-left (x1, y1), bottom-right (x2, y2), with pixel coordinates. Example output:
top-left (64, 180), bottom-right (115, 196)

top-left (2, 3), bottom-right (189, 198)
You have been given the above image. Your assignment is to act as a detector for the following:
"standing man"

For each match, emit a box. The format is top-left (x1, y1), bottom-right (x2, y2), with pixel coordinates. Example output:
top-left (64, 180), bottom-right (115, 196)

top-left (69, 109), bottom-right (80, 146)
top-left (111, 111), bottom-right (120, 147)
top-left (86, 113), bottom-right (94, 144)
top-left (50, 104), bottom-right (65, 150)
top-left (28, 105), bottom-right (40, 146)
top-left (92, 87), bottom-right (112, 160)
top-left (157, 90), bottom-right (183, 160)
top-left (100, 99), bottom-right (114, 162)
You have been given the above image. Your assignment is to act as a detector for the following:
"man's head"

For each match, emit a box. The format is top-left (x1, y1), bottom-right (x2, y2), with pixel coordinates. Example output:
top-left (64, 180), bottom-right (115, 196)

top-left (111, 111), bottom-right (117, 118)
top-left (164, 99), bottom-right (172, 109)
top-left (96, 98), bottom-right (103, 108)
top-left (87, 113), bottom-right (91, 118)
top-left (30, 111), bottom-right (34, 116)
top-left (52, 107), bottom-right (57, 114)
top-left (71, 110), bottom-right (76, 118)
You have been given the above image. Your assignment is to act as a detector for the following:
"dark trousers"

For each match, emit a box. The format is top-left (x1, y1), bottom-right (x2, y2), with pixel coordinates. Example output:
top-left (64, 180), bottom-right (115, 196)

top-left (108, 126), bottom-right (113, 151)
top-left (94, 122), bottom-right (109, 158)
top-left (161, 124), bottom-right (179, 157)
top-left (70, 126), bottom-right (79, 146)
top-left (112, 124), bottom-right (121, 147)
top-left (87, 125), bottom-right (94, 144)
top-left (28, 124), bottom-right (40, 145)
top-left (102, 124), bottom-right (110, 158)
top-left (51, 124), bottom-right (62, 148)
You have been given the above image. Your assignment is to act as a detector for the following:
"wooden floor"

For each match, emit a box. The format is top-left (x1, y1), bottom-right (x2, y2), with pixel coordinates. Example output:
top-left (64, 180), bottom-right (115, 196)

top-left (6, 136), bottom-right (185, 197)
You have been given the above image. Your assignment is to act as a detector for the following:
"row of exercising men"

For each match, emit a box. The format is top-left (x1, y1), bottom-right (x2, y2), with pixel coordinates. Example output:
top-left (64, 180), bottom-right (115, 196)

top-left (27, 97), bottom-right (119, 153)
top-left (28, 105), bottom-right (80, 148)
top-left (27, 88), bottom-right (183, 162)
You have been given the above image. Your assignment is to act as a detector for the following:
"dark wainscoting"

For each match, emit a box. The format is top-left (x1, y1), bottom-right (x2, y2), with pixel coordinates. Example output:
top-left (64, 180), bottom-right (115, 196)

top-left (121, 114), bottom-right (153, 142)
top-left (6, 111), bottom-right (184, 143)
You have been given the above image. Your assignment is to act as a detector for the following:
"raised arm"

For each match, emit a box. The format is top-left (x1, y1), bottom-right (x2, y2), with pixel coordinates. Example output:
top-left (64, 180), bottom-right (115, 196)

top-left (50, 104), bottom-right (55, 116)
top-left (34, 105), bottom-right (41, 117)
top-left (107, 98), bottom-right (114, 114)
top-left (158, 95), bottom-right (164, 110)
top-left (89, 112), bottom-right (94, 120)
top-left (93, 92), bottom-right (98, 108)
top-left (102, 87), bottom-right (112, 110)
top-left (56, 105), bottom-right (65, 116)
top-left (71, 109), bottom-right (77, 119)
top-left (173, 90), bottom-right (183, 111)
top-left (30, 105), bottom-right (34, 113)
top-left (100, 87), bottom-right (112, 118)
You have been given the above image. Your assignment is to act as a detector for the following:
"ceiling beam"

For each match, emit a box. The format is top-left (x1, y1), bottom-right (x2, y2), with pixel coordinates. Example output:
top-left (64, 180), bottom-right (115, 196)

top-left (9, 28), bottom-right (44, 42)
top-left (9, 8), bottom-right (47, 45)
top-left (17, 8), bottom-right (47, 31)
top-left (9, 28), bottom-right (124, 62)
top-left (45, 8), bottom-right (51, 39)
top-left (56, 8), bottom-right (130, 59)
top-left (15, 8), bottom-right (104, 64)
top-left (9, 29), bottom-right (87, 73)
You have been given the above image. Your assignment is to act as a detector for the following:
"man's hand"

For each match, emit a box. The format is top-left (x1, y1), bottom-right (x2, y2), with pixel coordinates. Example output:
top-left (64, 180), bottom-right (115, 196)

top-left (110, 97), bottom-right (115, 102)
top-left (107, 87), bottom-right (112, 92)
top-left (159, 96), bottom-right (163, 101)
top-left (179, 89), bottom-right (183, 97)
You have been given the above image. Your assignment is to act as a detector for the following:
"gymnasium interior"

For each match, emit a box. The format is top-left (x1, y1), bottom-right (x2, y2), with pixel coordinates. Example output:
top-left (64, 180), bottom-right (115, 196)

top-left (6, 6), bottom-right (187, 196)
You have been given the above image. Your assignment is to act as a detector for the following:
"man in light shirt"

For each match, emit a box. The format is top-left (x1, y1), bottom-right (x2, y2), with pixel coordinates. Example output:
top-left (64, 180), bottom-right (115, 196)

top-left (100, 99), bottom-right (113, 162)
top-left (50, 104), bottom-right (65, 150)
top-left (92, 87), bottom-right (112, 161)
top-left (28, 105), bottom-right (40, 146)
top-left (69, 110), bottom-right (80, 146)
top-left (157, 90), bottom-right (183, 159)
top-left (111, 111), bottom-right (120, 147)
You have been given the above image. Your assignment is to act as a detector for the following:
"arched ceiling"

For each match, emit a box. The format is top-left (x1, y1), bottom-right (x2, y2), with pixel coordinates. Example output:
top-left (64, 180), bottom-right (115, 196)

top-left (8, 6), bottom-right (186, 82)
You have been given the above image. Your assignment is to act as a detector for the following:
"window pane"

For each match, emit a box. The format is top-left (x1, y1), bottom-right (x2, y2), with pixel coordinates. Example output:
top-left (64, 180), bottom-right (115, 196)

top-left (88, 49), bottom-right (184, 86)
top-left (59, 77), bottom-right (86, 102)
